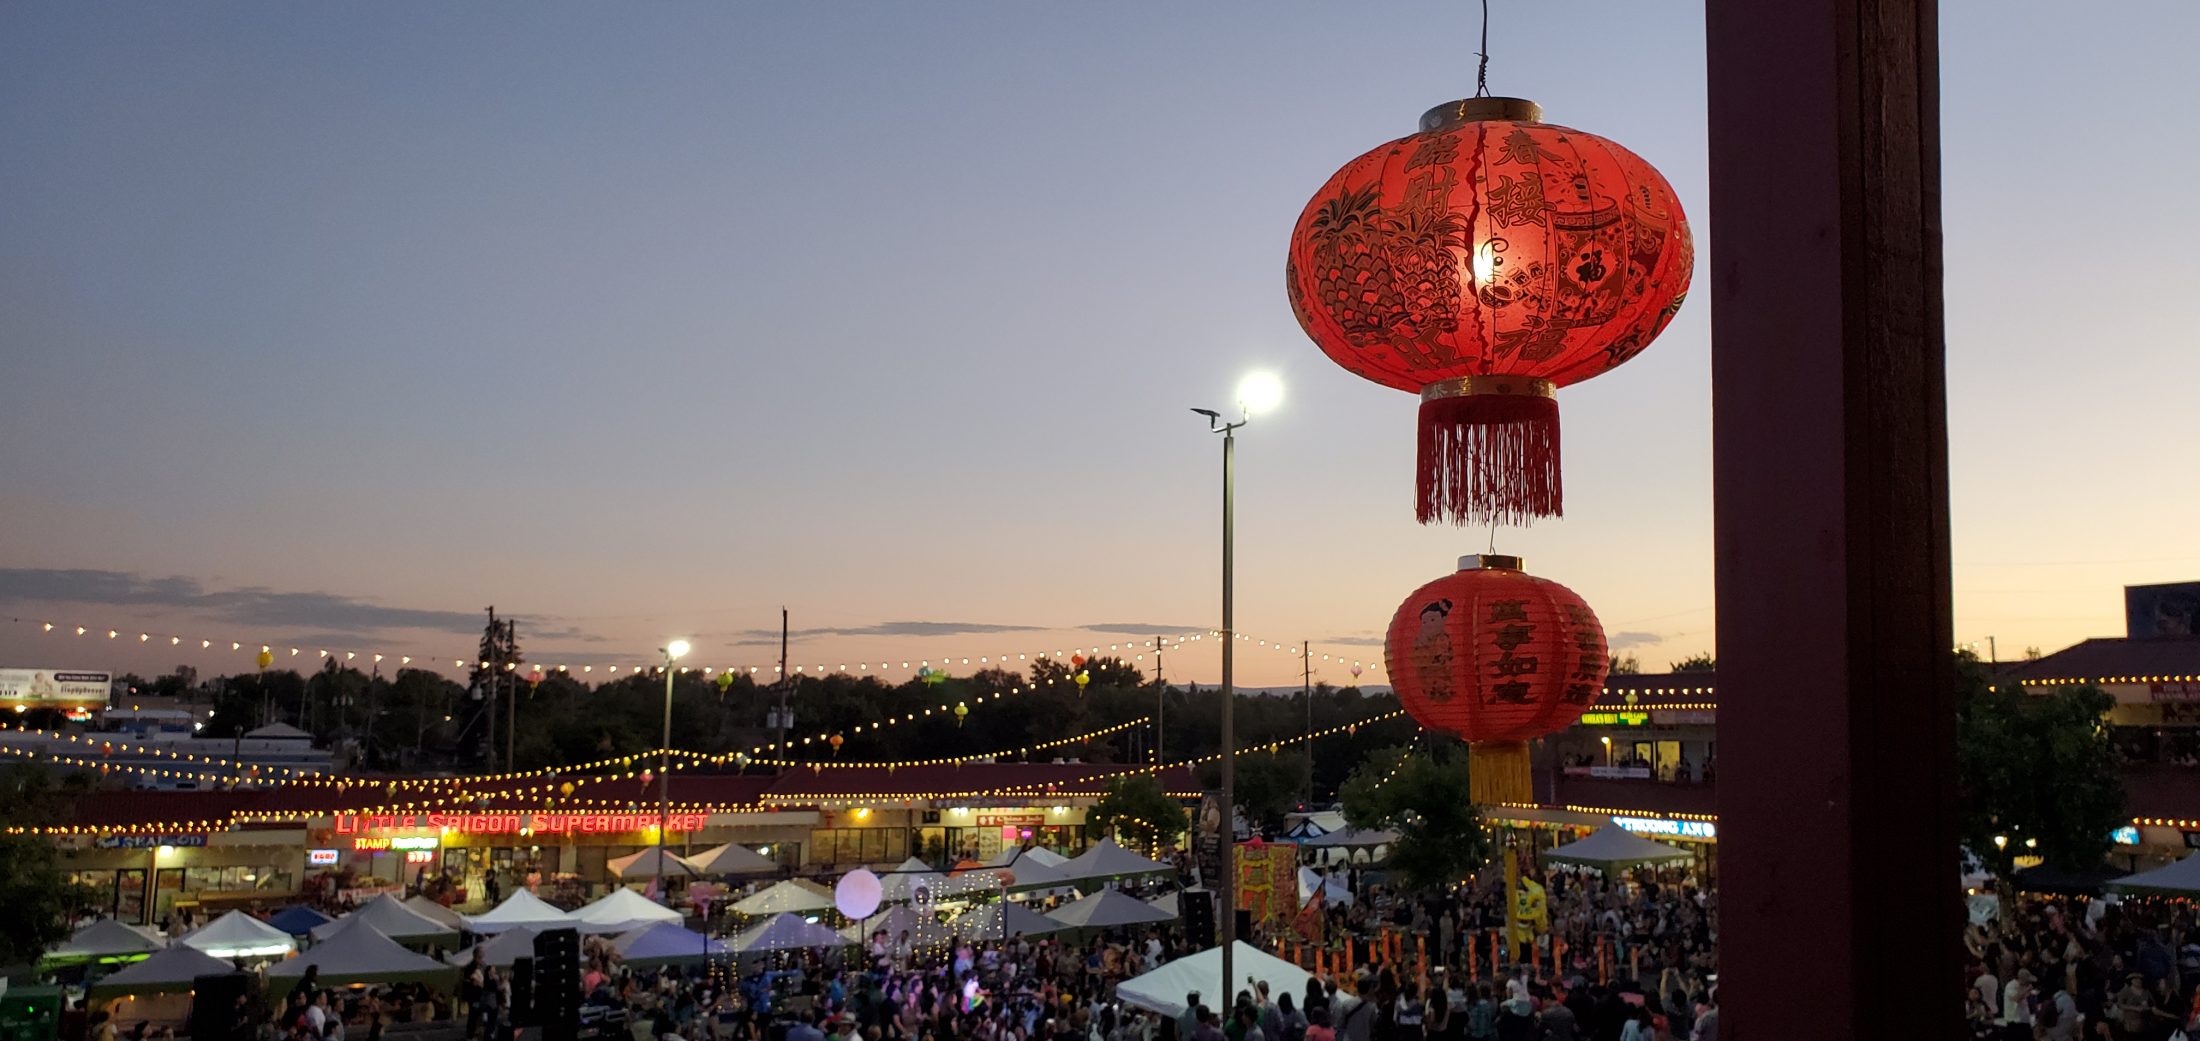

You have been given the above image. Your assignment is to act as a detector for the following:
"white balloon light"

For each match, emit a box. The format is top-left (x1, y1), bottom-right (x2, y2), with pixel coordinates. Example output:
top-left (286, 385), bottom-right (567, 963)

top-left (836, 868), bottom-right (883, 920)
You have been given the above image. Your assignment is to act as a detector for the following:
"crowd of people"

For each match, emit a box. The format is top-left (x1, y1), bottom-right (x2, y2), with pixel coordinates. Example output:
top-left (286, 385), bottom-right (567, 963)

top-left (1967, 893), bottom-right (2200, 1040)
top-left (573, 852), bottom-right (1722, 1041)
top-left (82, 841), bottom-right (1723, 1041)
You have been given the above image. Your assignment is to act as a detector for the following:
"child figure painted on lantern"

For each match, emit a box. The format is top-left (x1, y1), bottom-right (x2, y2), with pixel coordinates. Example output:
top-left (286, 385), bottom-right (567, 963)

top-left (1410, 599), bottom-right (1456, 703)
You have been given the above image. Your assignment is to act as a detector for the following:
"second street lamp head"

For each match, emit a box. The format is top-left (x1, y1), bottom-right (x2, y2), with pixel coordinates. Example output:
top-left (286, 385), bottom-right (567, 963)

top-left (665, 639), bottom-right (691, 661)
top-left (1237, 371), bottom-right (1284, 416)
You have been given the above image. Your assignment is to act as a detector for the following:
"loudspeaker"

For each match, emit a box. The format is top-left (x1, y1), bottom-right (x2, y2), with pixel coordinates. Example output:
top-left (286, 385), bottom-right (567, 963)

top-left (1235, 909), bottom-right (1253, 943)
top-left (532, 927), bottom-right (583, 1041)
top-left (509, 956), bottom-right (536, 1027)
top-left (1181, 890), bottom-right (1215, 949)
top-left (191, 972), bottom-right (252, 1041)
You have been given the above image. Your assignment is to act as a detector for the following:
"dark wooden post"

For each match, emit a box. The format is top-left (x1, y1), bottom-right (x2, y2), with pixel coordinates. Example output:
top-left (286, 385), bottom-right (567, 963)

top-left (1705, 0), bottom-right (1961, 1036)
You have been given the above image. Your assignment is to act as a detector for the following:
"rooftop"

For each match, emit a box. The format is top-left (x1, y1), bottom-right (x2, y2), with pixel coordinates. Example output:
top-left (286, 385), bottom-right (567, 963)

top-left (2003, 636), bottom-right (2200, 687)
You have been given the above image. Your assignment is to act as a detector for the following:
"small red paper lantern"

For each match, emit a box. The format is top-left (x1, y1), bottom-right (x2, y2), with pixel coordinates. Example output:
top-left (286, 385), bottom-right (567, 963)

top-left (1289, 97), bottom-right (1692, 525)
top-left (1383, 553), bottom-right (1608, 804)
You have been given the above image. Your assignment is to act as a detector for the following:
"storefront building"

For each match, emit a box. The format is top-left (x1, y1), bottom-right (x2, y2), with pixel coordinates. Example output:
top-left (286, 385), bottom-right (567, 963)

top-left (40, 762), bottom-right (1199, 921)
top-left (1499, 622), bottom-right (2200, 874)
top-left (57, 827), bottom-right (305, 926)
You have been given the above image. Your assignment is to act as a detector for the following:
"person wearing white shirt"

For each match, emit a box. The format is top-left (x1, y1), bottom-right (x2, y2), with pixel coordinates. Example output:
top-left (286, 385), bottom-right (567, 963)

top-left (2002, 971), bottom-right (2035, 1026)
top-left (304, 993), bottom-right (329, 1038)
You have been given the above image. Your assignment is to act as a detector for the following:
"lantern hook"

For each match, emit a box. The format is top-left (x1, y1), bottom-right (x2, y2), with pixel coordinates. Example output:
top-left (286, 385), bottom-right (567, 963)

top-left (1474, 0), bottom-right (1492, 98)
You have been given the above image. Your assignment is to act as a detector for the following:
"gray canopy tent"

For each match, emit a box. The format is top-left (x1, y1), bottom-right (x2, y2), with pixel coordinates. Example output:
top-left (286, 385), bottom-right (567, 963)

top-left (2107, 853), bottom-right (2200, 897)
top-left (1544, 824), bottom-right (1695, 872)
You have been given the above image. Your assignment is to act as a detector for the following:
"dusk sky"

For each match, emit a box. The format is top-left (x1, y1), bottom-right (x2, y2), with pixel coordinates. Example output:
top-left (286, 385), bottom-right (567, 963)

top-left (4, 2), bottom-right (2195, 689)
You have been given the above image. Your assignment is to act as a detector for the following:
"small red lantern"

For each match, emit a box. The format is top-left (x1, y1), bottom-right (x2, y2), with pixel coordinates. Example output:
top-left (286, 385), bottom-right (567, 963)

top-left (1383, 553), bottom-right (1608, 804)
top-left (829, 734), bottom-right (845, 757)
top-left (1289, 97), bottom-right (1692, 526)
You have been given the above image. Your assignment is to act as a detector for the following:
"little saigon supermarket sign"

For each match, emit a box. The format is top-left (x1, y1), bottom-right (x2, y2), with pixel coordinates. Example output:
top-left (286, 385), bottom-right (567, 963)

top-left (1611, 815), bottom-right (1718, 840)
top-left (334, 812), bottom-right (708, 836)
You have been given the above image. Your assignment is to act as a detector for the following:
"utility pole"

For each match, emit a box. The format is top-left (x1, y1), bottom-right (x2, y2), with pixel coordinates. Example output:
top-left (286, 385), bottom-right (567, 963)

top-left (1303, 640), bottom-right (1314, 808)
top-left (480, 607), bottom-right (498, 769)
top-left (773, 608), bottom-right (792, 769)
top-left (1153, 636), bottom-right (1166, 764)
top-left (504, 618), bottom-right (519, 772)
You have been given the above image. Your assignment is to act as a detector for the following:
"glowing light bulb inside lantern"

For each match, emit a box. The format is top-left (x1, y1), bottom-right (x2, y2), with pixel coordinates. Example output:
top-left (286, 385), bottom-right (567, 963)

top-left (1470, 240), bottom-right (1502, 286)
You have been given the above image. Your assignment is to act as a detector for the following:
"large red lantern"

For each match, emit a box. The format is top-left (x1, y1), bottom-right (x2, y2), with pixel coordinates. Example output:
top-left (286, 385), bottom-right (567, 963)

top-left (1383, 553), bottom-right (1608, 805)
top-left (1289, 97), bottom-right (1693, 525)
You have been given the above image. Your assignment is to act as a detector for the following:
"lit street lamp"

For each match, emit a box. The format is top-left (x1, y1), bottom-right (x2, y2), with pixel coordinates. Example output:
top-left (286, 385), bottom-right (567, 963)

top-left (1192, 370), bottom-right (1281, 997)
top-left (657, 638), bottom-right (690, 895)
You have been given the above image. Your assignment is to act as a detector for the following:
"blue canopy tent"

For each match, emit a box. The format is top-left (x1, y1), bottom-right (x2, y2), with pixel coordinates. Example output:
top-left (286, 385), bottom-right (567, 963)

top-left (268, 906), bottom-right (334, 937)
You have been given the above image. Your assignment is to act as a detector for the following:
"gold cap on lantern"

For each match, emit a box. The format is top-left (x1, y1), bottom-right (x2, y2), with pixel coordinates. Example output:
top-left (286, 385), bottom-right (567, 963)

top-left (1419, 97), bottom-right (1543, 132)
top-left (1459, 553), bottom-right (1524, 572)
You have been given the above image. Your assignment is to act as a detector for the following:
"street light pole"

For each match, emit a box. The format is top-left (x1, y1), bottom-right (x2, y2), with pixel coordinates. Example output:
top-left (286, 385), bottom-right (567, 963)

top-left (1195, 371), bottom-right (1278, 1004)
top-left (1219, 417), bottom-right (1238, 993)
top-left (658, 639), bottom-right (690, 896)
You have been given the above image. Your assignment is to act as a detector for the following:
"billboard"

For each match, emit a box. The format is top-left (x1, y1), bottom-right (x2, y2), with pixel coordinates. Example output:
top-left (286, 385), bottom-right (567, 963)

top-left (0, 669), bottom-right (112, 707)
top-left (2127, 582), bottom-right (2200, 638)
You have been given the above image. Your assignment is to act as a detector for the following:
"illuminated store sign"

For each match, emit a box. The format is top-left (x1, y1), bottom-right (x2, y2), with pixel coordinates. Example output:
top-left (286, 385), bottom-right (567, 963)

top-left (334, 812), bottom-right (709, 836)
top-left (95, 834), bottom-right (209, 849)
top-left (1578, 711), bottom-right (1648, 726)
top-left (1611, 815), bottom-right (1717, 840)
top-left (353, 835), bottom-right (442, 851)
top-left (2110, 826), bottom-right (2141, 846)
top-left (308, 849), bottom-right (339, 865)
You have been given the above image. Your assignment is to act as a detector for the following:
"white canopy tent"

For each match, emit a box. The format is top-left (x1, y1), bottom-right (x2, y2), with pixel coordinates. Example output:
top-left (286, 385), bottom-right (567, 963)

top-left (1144, 888), bottom-right (1208, 917)
top-left (44, 919), bottom-right (164, 964)
top-left (731, 879), bottom-right (835, 916)
top-left (1299, 868), bottom-right (1354, 907)
top-left (685, 842), bottom-right (780, 876)
top-left (2108, 854), bottom-right (2200, 896)
top-left (85, 945), bottom-right (234, 997)
top-left (1544, 825), bottom-right (1695, 872)
top-left (311, 894), bottom-right (457, 944)
top-left (178, 911), bottom-right (296, 959)
top-left (463, 890), bottom-right (578, 935)
top-left (446, 926), bottom-right (541, 969)
top-left (952, 902), bottom-right (1066, 940)
top-left (1061, 839), bottom-right (1171, 881)
top-left (839, 904), bottom-right (953, 946)
top-left (729, 912), bottom-right (849, 953)
top-left (267, 918), bottom-right (459, 989)
top-left (878, 858), bottom-right (947, 903)
top-left (1046, 889), bottom-right (1178, 929)
top-left (614, 922), bottom-right (731, 966)
top-left (985, 846), bottom-right (1071, 869)
top-left (404, 896), bottom-right (466, 930)
top-left (1116, 942), bottom-right (1314, 1018)
top-left (1301, 827), bottom-right (1399, 849)
top-left (573, 887), bottom-right (684, 931)
top-left (995, 854), bottom-right (1079, 893)
top-left (608, 848), bottom-right (696, 881)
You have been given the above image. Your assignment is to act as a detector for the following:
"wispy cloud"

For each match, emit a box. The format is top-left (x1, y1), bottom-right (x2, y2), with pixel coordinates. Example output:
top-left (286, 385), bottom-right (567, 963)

top-left (1607, 631), bottom-right (1662, 650)
top-left (729, 620), bottom-right (1049, 641)
top-left (1318, 633), bottom-right (1387, 648)
top-left (1078, 622), bottom-right (1209, 637)
top-left (0, 568), bottom-right (487, 635)
top-left (530, 627), bottom-right (608, 643)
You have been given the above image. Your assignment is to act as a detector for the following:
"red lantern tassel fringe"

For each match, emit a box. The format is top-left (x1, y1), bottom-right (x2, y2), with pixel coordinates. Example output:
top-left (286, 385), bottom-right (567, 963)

top-left (1467, 740), bottom-right (1535, 806)
top-left (1416, 391), bottom-right (1562, 525)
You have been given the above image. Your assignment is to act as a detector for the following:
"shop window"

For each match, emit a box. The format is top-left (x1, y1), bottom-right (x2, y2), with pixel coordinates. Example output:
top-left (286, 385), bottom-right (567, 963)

top-left (808, 828), bottom-right (908, 867)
